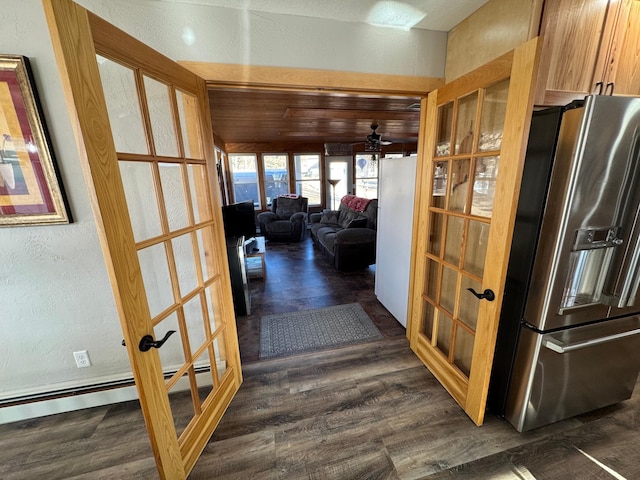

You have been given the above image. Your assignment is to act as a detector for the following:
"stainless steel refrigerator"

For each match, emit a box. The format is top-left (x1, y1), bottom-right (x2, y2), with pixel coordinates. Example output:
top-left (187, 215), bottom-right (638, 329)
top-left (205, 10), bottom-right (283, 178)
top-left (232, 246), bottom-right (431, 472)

top-left (489, 94), bottom-right (640, 432)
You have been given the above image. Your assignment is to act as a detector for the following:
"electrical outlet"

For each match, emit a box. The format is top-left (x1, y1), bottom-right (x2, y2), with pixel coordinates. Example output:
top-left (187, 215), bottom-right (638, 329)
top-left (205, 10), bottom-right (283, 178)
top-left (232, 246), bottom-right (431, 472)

top-left (73, 350), bottom-right (91, 368)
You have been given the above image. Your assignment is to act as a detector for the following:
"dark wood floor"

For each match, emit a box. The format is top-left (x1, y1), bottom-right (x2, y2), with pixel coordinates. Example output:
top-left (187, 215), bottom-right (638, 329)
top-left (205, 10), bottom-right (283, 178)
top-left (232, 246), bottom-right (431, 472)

top-left (238, 236), bottom-right (407, 363)
top-left (2, 237), bottom-right (639, 479)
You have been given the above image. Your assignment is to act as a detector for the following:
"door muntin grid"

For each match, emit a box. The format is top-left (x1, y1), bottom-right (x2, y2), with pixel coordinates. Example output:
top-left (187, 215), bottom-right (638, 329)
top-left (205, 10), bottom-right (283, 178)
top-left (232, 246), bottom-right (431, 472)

top-left (421, 79), bottom-right (510, 378)
top-left (96, 55), bottom-right (230, 440)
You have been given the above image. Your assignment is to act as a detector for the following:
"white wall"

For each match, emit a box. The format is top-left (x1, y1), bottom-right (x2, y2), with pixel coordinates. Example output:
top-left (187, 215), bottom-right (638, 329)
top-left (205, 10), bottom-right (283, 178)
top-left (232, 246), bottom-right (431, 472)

top-left (1, 0), bottom-right (127, 401)
top-left (0, 0), bottom-right (446, 417)
top-left (78, 0), bottom-right (447, 77)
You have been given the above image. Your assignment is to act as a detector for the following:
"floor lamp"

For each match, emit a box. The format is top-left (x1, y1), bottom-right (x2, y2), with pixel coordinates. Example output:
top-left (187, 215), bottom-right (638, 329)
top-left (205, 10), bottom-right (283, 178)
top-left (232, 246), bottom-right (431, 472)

top-left (327, 178), bottom-right (341, 210)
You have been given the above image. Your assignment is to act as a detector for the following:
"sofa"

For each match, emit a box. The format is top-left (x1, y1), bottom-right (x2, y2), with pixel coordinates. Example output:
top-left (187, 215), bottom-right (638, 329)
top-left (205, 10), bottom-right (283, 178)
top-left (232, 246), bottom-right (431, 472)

top-left (310, 195), bottom-right (378, 271)
top-left (257, 195), bottom-right (308, 242)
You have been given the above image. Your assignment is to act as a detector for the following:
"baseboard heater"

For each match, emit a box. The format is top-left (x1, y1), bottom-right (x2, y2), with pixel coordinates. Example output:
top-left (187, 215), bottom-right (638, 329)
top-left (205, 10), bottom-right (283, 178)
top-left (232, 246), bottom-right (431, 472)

top-left (0, 365), bottom-right (219, 424)
top-left (0, 376), bottom-right (138, 408)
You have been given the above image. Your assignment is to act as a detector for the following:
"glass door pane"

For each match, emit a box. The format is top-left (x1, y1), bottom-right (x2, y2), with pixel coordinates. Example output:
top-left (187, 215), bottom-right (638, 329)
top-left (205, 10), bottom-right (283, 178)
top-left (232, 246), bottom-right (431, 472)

top-left (436, 102), bottom-right (453, 157)
top-left (175, 90), bottom-right (204, 159)
top-left (143, 75), bottom-right (179, 158)
top-left (479, 79), bottom-right (509, 152)
top-left (455, 93), bottom-right (478, 155)
top-left (96, 55), bottom-right (147, 154)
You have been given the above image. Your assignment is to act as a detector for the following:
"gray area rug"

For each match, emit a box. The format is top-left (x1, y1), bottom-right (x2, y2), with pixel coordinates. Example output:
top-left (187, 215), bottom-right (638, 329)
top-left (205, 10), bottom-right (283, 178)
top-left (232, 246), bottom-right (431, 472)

top-left (259, 303), bottom-right (383, 360)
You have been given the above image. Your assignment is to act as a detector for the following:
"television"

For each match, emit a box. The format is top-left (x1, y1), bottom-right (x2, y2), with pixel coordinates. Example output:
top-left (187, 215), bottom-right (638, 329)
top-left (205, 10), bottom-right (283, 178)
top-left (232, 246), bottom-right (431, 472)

top-left (221, 200), bottom-right (256, 241)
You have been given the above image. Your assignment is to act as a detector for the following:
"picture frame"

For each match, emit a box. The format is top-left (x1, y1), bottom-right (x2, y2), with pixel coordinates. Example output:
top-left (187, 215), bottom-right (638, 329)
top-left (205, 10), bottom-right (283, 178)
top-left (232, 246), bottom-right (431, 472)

top-left (0, 55), bottom-right (71, 226)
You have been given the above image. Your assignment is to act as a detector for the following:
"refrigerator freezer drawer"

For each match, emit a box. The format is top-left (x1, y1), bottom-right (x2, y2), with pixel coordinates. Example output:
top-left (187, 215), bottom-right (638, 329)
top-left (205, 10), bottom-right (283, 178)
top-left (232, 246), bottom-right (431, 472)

top-left (505, 316), bottom-right (640, 432)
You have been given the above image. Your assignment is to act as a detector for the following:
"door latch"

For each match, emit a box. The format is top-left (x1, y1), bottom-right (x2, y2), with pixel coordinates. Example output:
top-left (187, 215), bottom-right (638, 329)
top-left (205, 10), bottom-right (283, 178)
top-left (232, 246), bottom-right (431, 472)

top-left (122, 331), bottom-right (177, 351)
top-left (467, 288), bottom-right (495, 301)
top-left (138, 330), bottom-right (176, 352)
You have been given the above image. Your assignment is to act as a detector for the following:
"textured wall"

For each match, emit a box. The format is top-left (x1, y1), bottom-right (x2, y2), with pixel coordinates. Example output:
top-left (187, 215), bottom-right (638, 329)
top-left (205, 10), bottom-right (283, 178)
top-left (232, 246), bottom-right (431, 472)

top-left (78, 0), bottom-right (447, 77)
top-left (1, 0), bottom-right (446, 403)
top-left (445, 0), bottom-right (540, 81)
top-left (1, 0), bottom-right (127, 398)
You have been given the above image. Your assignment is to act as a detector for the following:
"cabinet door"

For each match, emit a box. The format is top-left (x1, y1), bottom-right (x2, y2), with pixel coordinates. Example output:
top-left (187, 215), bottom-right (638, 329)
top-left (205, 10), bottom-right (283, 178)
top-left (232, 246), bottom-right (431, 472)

top-left (606, 0), bottom-right (640, 96)
top-left (534, 0), bottom-right (613, 105)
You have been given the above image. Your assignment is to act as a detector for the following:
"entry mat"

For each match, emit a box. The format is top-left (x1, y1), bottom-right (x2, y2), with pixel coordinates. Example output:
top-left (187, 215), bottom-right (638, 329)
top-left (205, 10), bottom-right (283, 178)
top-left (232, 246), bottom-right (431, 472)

top-left (259, 303), bottom-right (383, 360)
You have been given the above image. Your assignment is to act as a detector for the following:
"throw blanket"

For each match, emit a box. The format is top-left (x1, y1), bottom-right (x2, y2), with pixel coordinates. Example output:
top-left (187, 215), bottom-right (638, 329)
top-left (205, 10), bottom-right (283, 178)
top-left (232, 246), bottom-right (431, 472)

top-left (341, 194), bottom-right (372, 212)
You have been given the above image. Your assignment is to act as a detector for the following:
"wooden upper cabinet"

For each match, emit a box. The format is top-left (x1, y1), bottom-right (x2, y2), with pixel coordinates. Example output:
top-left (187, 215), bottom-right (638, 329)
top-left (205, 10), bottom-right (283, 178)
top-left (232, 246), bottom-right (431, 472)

top-left (535, 0), bottom-right (640, 105)
top-left (605, 0), bottom-right (640, 96)
top-left (534, 0), bottom-right (615, 105)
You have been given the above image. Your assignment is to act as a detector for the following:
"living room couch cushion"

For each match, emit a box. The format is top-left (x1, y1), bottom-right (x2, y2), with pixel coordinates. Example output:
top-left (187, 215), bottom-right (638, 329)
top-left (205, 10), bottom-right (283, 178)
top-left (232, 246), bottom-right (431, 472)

top-left (310, 195), bottom-right (377, 271)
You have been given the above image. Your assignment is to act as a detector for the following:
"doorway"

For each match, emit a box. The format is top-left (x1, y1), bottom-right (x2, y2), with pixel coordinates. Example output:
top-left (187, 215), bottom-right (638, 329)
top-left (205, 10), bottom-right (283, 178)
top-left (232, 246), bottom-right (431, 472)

top-left (196, 66), bottom-right (433, 334)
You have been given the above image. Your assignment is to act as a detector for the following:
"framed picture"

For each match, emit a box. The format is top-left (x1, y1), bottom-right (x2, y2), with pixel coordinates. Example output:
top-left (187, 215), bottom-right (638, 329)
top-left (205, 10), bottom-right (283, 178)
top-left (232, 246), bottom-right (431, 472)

top-left (0, 55), bottom-right (71, 226)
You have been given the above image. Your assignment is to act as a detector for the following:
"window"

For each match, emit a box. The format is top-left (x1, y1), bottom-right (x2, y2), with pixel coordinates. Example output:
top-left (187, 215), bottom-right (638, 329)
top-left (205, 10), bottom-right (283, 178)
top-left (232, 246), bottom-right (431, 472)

top-left (355, 153), bottom-right (378, 199)
top-left (262, 154), bottom-right (289, 207)
top-left (294, 153), bottom-right (321, 206)
top-left (229, 153), bottom-right (260, 208)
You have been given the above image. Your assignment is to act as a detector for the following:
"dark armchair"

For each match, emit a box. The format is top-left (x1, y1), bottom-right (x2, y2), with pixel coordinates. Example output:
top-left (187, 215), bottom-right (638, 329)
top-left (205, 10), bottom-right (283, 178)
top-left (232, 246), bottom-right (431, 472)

top-left (257, 196), bottom-right (308, 242)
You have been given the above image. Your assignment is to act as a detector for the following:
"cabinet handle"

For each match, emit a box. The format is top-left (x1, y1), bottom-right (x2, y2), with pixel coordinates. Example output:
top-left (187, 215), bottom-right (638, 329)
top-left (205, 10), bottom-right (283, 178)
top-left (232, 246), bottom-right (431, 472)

top-left (605, 82), bottom-right (615, 96)
top-left (593, 81), bottom-right (604, 95)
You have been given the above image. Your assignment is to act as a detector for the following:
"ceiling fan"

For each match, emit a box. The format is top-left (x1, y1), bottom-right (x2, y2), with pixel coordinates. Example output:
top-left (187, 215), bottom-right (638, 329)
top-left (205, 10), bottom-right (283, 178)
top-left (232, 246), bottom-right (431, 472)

top-left (365, 122), bottom-right (393, 151)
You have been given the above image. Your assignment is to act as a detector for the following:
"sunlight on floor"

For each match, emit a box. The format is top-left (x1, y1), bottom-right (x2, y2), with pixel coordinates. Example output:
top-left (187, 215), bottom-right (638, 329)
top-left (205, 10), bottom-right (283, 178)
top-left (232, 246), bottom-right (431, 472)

top-left (577, 447), bottom-right (627, 480)
top-left (505, 465), bottom-right (537, 480)
top-left (481, 464), bottom-right (537, 479)
top-left (483, 447), bottom-right (628, 480)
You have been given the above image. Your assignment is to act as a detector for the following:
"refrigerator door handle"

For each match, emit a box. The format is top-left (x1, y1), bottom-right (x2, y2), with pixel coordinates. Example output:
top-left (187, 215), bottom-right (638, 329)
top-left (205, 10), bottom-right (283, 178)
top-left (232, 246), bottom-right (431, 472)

top-left (607, 129), bottom-right (640, 308)
top-left (617, 232), bottom-right (640, 307)
top-left (543, 328), bottom-right (640, 354)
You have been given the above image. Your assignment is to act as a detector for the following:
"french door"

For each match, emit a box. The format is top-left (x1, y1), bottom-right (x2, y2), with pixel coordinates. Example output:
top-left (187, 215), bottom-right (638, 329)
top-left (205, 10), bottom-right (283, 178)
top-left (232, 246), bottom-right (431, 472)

top-left (44, 0), bottom-right (242, 478)
top-left (408, 39), bottom-right (541, 425)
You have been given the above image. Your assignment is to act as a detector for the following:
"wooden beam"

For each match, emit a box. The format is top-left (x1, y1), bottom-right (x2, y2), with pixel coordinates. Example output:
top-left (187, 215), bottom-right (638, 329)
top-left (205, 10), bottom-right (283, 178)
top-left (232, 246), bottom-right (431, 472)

top-left (277, 130), bottom-right (418, 139)
top-left (179, 61), bottom-right (444, 95)
top-left (283, 108), bottom-right (420, 121)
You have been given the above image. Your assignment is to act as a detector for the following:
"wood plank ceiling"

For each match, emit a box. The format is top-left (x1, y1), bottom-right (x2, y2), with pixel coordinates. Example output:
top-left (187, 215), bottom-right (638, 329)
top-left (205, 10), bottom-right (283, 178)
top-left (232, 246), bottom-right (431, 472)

top-left (207, 87), bottom-right (422, 147)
